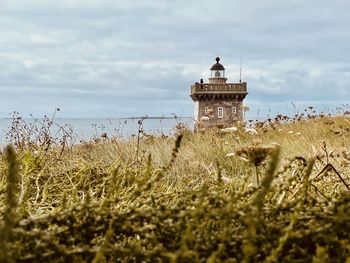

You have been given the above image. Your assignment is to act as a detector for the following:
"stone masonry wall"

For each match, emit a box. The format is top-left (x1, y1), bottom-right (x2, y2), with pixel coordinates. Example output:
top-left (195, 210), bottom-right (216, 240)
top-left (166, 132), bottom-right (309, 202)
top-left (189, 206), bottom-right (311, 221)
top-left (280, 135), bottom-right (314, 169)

top-left (198, 99), bottom-right (243, 128)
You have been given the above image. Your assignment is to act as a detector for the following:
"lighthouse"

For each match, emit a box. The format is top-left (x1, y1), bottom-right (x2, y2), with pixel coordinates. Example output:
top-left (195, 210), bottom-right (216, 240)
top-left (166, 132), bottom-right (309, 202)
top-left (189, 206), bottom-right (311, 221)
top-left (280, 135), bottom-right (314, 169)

top-left (190, 57), bottom-right (248, 128)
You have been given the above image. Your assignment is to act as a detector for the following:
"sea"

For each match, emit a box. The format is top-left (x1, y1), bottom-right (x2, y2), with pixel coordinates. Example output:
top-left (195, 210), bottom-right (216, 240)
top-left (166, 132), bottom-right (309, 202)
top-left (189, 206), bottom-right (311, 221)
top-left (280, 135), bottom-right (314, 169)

top-left (0, 117), bottom-right (194, 146)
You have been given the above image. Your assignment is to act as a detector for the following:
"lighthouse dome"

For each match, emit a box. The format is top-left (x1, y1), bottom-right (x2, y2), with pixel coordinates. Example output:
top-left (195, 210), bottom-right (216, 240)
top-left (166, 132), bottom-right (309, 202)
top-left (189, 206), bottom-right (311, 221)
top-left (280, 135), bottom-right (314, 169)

top-left (210, 57), bottom-right (225, 71)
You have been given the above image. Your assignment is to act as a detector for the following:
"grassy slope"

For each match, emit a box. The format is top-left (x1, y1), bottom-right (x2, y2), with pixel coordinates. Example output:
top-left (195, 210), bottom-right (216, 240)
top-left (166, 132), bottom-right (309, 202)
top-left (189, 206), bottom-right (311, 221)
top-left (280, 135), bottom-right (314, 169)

top-left (0, 116), bottom-right (350, 262)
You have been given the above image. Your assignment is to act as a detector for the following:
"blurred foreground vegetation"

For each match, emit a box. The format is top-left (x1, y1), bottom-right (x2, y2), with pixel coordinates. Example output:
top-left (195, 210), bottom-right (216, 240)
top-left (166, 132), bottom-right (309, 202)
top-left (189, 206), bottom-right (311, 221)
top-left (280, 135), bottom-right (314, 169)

top-left (1, 111), bottom-right (350, 262)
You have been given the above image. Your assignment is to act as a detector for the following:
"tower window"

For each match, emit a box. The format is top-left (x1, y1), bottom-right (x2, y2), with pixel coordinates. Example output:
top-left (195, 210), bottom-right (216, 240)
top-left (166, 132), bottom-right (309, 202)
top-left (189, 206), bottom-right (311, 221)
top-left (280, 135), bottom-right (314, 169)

top-left (204, 107), bottom-right (209, 115)
top-left (232, 107), bottom-right (237, 114)
top-left (218, 107), bottom-right (224, 118)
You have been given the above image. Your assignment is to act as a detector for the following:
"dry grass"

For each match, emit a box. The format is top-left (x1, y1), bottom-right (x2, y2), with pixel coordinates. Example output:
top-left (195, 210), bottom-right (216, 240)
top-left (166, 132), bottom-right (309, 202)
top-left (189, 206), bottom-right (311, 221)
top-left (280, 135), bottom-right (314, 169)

top-left (0, 113), bottom-right (350, 262)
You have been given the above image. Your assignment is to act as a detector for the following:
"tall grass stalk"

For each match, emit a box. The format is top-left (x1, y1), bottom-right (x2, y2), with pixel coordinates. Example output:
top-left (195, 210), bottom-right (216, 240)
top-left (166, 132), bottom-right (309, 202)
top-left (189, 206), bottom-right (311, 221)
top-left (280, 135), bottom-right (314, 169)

top-left (0, 145), bottom-right (19, 262)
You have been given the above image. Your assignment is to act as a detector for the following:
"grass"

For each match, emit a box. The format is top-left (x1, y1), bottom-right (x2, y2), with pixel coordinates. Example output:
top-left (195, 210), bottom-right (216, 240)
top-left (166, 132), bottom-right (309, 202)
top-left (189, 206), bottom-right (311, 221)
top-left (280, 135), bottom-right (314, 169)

top-left (0, 112), bottom-right (350, 262)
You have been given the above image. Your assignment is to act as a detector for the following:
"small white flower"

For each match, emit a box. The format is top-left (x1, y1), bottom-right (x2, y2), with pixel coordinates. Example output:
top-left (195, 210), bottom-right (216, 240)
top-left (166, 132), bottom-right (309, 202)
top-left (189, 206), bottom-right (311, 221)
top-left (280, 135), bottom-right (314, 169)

top-left (244, 128), bottom-right (257, 134)
top-left (220, 127), bottom-right (238, 133)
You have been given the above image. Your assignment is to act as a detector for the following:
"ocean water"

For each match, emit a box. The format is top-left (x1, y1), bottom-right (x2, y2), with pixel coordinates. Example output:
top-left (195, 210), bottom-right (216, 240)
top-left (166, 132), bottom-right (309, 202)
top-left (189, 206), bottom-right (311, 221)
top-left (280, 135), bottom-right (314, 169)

top-left (0, 117), bottom-right (194, 145)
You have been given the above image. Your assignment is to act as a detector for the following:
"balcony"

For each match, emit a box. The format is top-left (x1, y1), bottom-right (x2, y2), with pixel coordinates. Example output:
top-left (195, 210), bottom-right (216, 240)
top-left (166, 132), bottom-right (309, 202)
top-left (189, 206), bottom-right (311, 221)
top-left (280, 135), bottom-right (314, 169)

top-left (191, 82), bottom-right (247, 94)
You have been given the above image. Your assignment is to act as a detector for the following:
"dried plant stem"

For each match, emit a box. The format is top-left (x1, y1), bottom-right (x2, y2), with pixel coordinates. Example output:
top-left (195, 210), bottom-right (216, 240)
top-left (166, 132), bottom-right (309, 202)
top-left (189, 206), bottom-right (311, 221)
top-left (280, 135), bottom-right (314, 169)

top-left (303, 158), bottom-right (315, 202)
top-left (243, 146), bottom-right (280, 262)
top-left (313, 163), bottom-right (349, 190)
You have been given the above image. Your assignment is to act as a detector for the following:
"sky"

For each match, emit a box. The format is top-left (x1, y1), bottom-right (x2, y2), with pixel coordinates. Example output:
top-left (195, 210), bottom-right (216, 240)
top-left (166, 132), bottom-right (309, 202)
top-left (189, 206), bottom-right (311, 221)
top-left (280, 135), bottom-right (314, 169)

top-left (1, 0), bottom-right (350, 119)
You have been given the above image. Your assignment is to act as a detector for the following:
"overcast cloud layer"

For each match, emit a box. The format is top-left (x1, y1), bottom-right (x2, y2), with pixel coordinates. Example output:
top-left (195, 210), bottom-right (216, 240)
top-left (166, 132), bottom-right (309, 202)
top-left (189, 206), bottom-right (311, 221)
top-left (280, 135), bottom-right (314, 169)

top-left (1, 0), bottom-right (350, 119)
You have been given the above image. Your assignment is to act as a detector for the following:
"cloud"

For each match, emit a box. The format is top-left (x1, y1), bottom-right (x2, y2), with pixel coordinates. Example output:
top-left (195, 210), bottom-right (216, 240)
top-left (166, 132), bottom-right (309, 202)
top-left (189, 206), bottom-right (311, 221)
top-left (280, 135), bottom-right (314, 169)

top-left (0, 0), bottom-right (349, 118)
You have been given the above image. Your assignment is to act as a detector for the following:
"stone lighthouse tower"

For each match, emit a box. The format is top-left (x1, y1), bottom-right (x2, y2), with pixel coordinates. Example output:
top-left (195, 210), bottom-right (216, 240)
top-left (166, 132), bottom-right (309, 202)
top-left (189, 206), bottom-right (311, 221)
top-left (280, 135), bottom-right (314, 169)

top-left (190, 57), bottom-right (248, 128)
